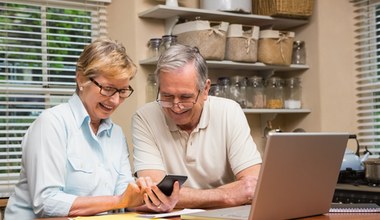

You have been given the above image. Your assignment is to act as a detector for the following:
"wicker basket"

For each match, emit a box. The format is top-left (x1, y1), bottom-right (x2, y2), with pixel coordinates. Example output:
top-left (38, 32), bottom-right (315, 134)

top-left (252, 0), bottom-right (314, 19)
top-left (225, 24), bottom-right (260, 63)
top-left (172, 20), bottom-right (229, 60)
top-left (257, 30), bottom-right (294, 66)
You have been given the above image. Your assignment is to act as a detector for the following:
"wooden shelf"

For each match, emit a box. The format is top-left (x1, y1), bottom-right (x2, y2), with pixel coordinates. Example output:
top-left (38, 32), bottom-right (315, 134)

top-left (140, 57), bottom-right (309, 72)
top-left (138, 5), bottom-right (309, 30)
top-left (243, 108), bottom-right (311, 114)
top-left (139, 4), bottom-right (311, 123)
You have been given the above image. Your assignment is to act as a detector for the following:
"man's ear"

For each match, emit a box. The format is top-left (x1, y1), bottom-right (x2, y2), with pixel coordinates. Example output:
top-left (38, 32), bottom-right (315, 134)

top-left (203, 79), bottom-right (211, 100)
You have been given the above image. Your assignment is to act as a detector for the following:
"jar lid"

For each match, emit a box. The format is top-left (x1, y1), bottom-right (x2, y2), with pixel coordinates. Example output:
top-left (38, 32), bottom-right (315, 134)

top-left (217, 77), bottom-right (230, 85)
top-left (286, 77), bottom-right (301, 85)
top-left (162, 35), bottom-right (177, 39)
top-left (294, 40), bottom-right (305, 46)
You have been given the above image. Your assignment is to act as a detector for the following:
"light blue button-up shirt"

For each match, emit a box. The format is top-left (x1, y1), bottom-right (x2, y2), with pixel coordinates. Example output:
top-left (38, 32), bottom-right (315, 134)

top-left (4, 93), bottom-right (134, 219)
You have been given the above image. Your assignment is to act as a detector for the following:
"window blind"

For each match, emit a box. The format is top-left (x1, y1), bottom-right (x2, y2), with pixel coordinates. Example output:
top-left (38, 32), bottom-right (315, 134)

top-left (352, 0), bottom-right (380, 157)
top-left (0, 0), bottom-right (108, 197)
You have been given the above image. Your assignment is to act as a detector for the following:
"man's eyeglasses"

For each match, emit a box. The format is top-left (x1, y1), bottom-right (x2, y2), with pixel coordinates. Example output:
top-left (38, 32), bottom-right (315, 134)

top-left (156, 90), bottom-right (201, 110)
top-left (89, 78), bottom-right (134, 98)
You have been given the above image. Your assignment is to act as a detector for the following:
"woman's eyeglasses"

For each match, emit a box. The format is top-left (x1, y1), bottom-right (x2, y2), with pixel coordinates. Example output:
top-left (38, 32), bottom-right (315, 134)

top-left (89, 78), bottom-right (134, 98)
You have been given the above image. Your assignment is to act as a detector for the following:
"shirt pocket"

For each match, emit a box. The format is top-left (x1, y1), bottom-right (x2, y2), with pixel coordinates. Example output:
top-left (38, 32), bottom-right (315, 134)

top-left (66, 156), bottom-right (97, 195)
top-left (68, 156), bottom-right (94, 173)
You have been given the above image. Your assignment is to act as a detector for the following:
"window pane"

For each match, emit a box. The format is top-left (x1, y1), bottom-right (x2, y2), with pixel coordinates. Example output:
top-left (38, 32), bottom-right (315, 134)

top-left (0, 0), bottom-right (108, 197)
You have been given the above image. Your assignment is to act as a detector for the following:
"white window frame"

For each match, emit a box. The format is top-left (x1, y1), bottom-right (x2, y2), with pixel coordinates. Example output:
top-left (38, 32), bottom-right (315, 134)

top-left (353, 0), bottom-right (380, 157)
top-left (0, 0), bottom-right (109, 197)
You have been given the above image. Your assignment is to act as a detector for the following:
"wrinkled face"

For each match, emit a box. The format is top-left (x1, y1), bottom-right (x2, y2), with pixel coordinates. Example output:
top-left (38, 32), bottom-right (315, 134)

top-left (158, 63), bottom-right (210, 131)
top-left (77, 74), bottom-right (131, 123)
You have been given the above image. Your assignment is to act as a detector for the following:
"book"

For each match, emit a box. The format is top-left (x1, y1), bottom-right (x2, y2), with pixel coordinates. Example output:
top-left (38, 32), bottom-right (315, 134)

top-left (329, 203), bottom-right (380, 213)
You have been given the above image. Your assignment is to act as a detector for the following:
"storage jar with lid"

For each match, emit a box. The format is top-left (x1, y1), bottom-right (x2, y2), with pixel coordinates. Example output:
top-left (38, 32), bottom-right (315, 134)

top-left (209, 84), bottom-right (223, 97)
top-left (265, 77), bottom-right (284, 109)
top-left (216, 77), bottom-right (231, 99)
top-left (147, 38), bottom-right (161, 59)
top-left (160, 35), bottom-right (177, 54)
top-left (284, 77), bottom-right (302, 109)
top-left (292, 40), bottom-right (306, 64)
top-left (247, 76), bottom-right (264, 108)
top-left (146, 74), bottom-right (158, 102)
top-left (229, 75), bottom-right (247, 108)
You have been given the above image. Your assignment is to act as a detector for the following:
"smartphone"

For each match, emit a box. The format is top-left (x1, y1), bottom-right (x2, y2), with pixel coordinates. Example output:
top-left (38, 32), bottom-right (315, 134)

top-left (156, 174), bottom-right (187, 196)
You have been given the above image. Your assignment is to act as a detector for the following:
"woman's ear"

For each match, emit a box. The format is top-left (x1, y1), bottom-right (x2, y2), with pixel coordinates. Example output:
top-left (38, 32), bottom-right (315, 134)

top-left (76, 71), bottom-right (86, 88)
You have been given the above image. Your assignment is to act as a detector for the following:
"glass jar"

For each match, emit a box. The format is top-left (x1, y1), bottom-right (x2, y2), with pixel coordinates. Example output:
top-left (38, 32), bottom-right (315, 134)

top-left (160, 35), bottom-right (177, 54)
top-left (265, 77), bottom-right (284, 109)
top-left (216, 77), bottom-right (231, 99)
top-left (147, 38), bottom-right (162, 59)
top-left (292, 40), bottom-right (306, 64)
top-left (247, 76), bottom-right (265, 108)
top-left (209, 84), bottom-right (222, 97)
top-left (146, 74), bottom-right (158, 102)
top-left (229, 75), bottom-right (247, 108)
top-left (284, 77), bottom-right (302, 109)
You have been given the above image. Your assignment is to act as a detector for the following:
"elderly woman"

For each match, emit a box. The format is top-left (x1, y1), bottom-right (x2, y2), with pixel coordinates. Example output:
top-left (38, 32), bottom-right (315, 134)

top-left (4, 38), bottom-right (179, 219)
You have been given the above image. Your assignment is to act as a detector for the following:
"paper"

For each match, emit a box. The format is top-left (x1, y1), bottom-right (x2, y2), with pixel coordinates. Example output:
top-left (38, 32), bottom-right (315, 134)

top-left (71, 209), bottom-right (205, 220)
top-left (138, 208), bottom-right (205, 218)
top-left (72, 212), bottom-right (155, 220)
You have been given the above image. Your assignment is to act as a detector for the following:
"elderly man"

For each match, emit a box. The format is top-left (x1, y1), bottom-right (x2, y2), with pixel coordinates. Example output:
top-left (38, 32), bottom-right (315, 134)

top-left (132, 44), bottom-right (262, 209)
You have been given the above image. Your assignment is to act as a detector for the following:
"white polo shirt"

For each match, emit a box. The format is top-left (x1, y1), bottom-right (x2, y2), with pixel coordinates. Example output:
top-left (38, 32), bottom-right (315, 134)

top-left (132, 96), bottom-right (262, 189)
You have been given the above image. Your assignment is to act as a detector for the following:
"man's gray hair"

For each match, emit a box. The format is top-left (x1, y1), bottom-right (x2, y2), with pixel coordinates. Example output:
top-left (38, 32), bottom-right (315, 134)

top-left (154, 44), bottom-right (208, 90)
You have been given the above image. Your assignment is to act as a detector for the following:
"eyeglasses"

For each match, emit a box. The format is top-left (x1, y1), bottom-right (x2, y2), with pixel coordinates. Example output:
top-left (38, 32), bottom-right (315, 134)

top-left (89, 78), bottom-right (134, 98)
top-left (156, 90), bottom-right (201, 110)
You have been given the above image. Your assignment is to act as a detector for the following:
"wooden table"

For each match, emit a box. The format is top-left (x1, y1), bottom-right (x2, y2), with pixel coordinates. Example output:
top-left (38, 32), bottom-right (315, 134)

top-left (36, 212), bottom-right (380, 220)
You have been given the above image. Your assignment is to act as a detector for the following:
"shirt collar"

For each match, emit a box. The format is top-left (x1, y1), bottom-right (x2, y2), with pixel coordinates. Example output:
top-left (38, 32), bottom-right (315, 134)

top-left (69, 93), bottom-right (114, 136)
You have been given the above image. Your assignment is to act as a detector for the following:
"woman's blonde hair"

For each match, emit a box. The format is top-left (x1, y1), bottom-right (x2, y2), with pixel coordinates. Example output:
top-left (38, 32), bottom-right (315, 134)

top-left (76, 38), bottom-right (137, 81)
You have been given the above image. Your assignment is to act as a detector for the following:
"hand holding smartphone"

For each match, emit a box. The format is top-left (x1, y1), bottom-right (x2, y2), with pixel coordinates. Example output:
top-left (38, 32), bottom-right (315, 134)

top-left (156, 174), bottom-right (187, 196)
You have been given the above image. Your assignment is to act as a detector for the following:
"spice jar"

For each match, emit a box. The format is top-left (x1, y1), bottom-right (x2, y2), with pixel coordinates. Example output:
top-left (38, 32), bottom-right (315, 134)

top-left (247, 76), bottom-right (264, 108)
top-left (292, 40), bottom-right (306, 64)
top-left (284, 77), bottom-right (302, 109)
top-left (265, 77), bottom-right (284, 109)
top-left (146, 74), bottom-right (158, 102)
top-left (216, 77), bottom-right (231, 99)
top-left (147, 38), bottom-right (162, 59)
top-left (229, 76), bottom-right (247, 108)
top-left (160, 35), bottom-right (177, 54)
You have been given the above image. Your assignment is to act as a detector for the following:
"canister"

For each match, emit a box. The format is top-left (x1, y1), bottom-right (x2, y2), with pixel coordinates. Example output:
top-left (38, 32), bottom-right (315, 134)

top-left (216, 77), bottom-right (231, 99)
top-left (160, 35), bottom-right (177, 54)
top-left (292, 41), bottom-right (306, 64)
top-left (229, 75), bottom-right (247, 108)
top-left (147, 38), bottom-right (161, 59)
top-left (247, 76), bottom-right (264, 108)
top-left (284, 77), bottom-right (302, 109)
top-left (265, 77), bottom-right (284, 109)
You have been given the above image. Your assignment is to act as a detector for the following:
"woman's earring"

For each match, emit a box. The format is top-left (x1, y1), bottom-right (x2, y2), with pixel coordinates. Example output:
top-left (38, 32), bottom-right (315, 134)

top-left (79, 86), bottom-right (83, 91)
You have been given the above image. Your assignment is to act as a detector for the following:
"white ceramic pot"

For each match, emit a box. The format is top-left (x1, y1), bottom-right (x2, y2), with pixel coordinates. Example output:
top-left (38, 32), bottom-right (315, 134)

top-left (200, 0), bottom-right (251, 13)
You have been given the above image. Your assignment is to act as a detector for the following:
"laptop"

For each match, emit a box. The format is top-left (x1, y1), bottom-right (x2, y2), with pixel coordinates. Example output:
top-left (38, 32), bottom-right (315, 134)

top-left (181, 132), bottom-right (349, 220)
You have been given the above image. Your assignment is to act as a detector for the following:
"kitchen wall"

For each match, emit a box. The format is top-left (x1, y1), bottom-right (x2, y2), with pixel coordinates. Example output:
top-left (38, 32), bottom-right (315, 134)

top-left (106, 0), bottom-right (358, 158)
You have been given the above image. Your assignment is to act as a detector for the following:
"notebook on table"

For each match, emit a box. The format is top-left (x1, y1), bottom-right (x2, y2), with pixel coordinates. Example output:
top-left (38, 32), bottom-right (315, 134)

top-left (182, 132), bottom-right (350, 220)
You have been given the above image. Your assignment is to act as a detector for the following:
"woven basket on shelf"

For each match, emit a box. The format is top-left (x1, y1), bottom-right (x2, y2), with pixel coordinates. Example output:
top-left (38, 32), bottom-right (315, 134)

top-left (252, 0), bottom-right (314, 19)
top-left (172, 20), bottom-right (229, 60)
top-left (225, 24), bottom-right (260, 63)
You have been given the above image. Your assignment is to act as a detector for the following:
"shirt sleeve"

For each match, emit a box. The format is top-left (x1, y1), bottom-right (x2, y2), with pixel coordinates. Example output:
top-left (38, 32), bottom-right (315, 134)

top-left (23, 110), bottom-right (76, 217)
top-left (226, 101), bottom-right (262, 174)
top-left (132, 107), bottom-right (166, 173)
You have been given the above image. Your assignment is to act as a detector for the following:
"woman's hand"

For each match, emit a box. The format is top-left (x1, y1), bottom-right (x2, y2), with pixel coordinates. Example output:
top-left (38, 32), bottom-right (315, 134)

top-left (118, 176), bottom-right (154, 208)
